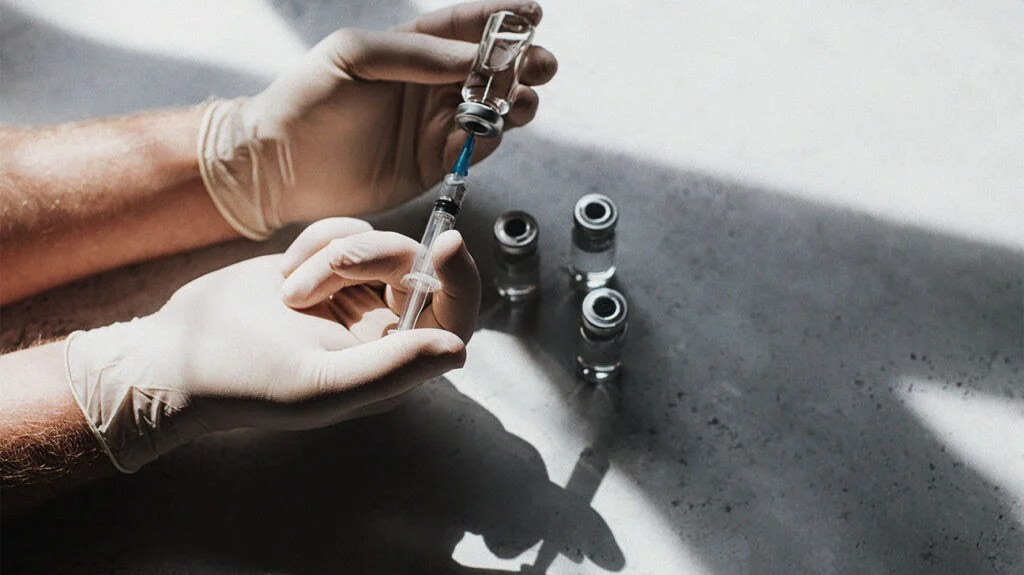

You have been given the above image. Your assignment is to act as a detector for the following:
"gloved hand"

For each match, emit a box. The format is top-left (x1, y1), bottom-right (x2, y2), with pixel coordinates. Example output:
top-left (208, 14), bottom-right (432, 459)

top-left (199, 0), bottom-right (557, 239)
top-left (65, 218), bottom-right (480, 473)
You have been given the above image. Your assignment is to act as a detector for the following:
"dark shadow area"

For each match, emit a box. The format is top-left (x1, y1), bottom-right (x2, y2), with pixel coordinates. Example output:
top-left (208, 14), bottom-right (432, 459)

top-left (3, 380), bottom-right (623, 573)
top-left (2, 1), bottom-right (1023, 573)
top-left (411, 134), bottom-right (1022, 574)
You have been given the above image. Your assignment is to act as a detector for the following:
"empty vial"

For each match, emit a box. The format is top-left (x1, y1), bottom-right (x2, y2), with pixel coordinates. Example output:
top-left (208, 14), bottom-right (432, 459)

top-left (570, 193), bottom-right (618, 291)
top-left (493, 210), bottom-right (540, 302)
top-left (455, 11), bottom-right (535, 138)
top-left (576, 288), bottom-right (628, 384)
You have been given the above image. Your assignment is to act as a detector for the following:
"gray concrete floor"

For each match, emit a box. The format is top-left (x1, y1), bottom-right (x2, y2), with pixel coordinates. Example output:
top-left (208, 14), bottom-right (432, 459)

top-left (2, 1), bottom-right (1022, 573)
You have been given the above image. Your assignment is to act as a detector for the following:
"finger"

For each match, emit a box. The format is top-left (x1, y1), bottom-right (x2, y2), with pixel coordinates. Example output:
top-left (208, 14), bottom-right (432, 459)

top-left (320, 29), bottom-right (477, 84)
top-left (313, 329), bottom-right (466, 409)
top-left (518, 45), bottom-right (558, 86)
top-left (504, 86), bottom-right (539, 128)
top-left (398, 0), bottom-right (543, 42)
top-left (328, 285), bottom-right (399, 342)
top-left (281, 218), bottom-right (374, 277)
top-left (282, 231), bottom-right (419, 309)
top-left (417, 230), bottom-right (481, 342)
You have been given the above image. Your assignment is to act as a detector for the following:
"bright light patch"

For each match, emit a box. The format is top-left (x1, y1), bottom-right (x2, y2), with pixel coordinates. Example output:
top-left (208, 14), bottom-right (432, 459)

top-left (6, 0), bottom-right (306, 79)
top-left (448, 329), bottom-right (709, 573)
top-left (901, 377), bottom-right (1024, 524)
top-left (453, 534), bottom-right (542, 571)
top-left (413, 0), bottom-right (1024, 249)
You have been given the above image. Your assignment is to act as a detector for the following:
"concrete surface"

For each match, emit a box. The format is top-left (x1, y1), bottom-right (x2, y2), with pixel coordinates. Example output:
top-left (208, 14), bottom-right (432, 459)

top-left (1, 1), bottom-right (1022, 573)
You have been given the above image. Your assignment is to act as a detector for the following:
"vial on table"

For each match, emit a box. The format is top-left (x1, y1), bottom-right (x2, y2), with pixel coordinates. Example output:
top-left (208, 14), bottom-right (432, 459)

top-left (493, 210), bottom-right (540, 302)
top-left (576, 288), bottom-right (628, 384)
top-left (455, 11), bottom-right (535, 138)
top-left (570, 193), bottom-right (618, 291)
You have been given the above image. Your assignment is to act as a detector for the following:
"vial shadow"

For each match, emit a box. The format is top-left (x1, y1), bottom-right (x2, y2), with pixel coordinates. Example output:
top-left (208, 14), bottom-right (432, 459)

top-left (2, 1), bottom-right (1021, 570)
top-left (2, 378), bottom-right (625, 574)
top-left (430, 134), bottom-right (1023, 574)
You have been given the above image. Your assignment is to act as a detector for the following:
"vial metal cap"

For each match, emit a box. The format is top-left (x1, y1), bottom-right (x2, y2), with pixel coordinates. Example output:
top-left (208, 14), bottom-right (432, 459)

top-left (493, 210), bottom-right (539, 256)
top-left (455, 102), bottom-right (504, 138)
top-left (573, 193), bottom-right (618, 232)
top-left (581, 288), bottom-right (628, 337)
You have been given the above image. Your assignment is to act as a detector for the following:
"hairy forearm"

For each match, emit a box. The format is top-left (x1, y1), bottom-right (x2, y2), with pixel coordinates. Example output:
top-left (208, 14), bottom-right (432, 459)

top-left (0, 106), bottom-right (238, 304)
top-left (0, 341), bottom-right (114, 519)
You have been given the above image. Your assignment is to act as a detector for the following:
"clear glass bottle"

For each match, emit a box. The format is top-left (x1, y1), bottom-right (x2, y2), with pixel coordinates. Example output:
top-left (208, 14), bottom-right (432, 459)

top-left (455, 11), bottom-right (535, 138)
top-left (570, 193), bottom-right (618, 291)
top-left (576, 288), bottom-right (628, 384)
top-left (493, 210), bottom-right (540, 302)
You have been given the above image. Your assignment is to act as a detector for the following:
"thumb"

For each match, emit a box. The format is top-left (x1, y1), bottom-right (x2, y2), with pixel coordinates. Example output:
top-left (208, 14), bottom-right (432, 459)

top-left (319, 28), bottom-right (477, 84)
top-left (314, 329), bottom-right (466, 408)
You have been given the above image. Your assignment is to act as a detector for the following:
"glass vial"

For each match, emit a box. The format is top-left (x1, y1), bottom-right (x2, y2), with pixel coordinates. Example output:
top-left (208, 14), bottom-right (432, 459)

top-left (455, 11), bottom-right (535, 138)
top-left (493, 210), bottom-right (540, 302)
top-left (576, 288), bottom-right (628, 384)
top-left (570, 193), bottom-right (618, 291)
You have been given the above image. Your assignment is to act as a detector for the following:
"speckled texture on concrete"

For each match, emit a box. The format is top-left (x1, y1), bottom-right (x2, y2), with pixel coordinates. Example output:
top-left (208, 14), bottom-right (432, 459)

top-left (2, 1), bottom-right (1023, 573)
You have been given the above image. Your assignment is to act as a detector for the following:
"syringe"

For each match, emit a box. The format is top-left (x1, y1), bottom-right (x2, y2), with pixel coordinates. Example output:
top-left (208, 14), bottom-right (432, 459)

top-left (394, 135), bottom-right (476, 331)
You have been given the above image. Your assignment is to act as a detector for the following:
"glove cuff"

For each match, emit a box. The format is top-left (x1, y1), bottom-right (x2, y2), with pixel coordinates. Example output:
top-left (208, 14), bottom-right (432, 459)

top-left (197, 98), bottom-right (290, 241)
top-left (64, 319), bottom-right (210, 473)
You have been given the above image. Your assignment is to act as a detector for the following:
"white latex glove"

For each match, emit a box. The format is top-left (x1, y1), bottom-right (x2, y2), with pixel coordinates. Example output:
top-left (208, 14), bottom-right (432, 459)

top-left (66, 218), bottom-right (479, 473)
top-left (199, 0), bottom-right (556, 239)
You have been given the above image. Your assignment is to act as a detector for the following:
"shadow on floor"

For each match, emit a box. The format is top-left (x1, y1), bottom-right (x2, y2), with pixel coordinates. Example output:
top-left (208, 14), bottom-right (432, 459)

top-left (2, 1), bottom-right (1023, 573)
top-left (4, 379), bottom-right (623, 573)
top-left (416, 134), bottom-right (1022, 574)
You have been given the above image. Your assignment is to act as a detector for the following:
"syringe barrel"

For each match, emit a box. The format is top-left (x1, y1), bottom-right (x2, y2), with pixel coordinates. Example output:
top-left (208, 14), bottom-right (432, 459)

top-left (403, 173), bottom-right (467, 287)
top-left (395, 210), bottom-right (454, 330)
top-left (395, 283), bottom-right (432, 331)
top-left (436, 172), bottom-right (468, 206)
top-left (402, 208), bottom-right (456, 293)
top-left (395, 173), bottom-right (468, 331)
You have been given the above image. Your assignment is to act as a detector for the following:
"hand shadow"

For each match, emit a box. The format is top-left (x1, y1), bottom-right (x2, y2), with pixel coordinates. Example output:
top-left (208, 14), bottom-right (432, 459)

top-left (3, 1), bottom-right (1021, 572)
top-left (415, 135), bottom-right (1024, 574)
top-left (3, 378), bottom-right (624, 574)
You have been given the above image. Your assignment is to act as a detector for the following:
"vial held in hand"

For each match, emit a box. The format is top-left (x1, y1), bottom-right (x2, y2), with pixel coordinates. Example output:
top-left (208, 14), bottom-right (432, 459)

top-left (576, 288), bottom-right (628, 384)
top-left (463, 11), bottom-right (534, 115)
top-left (493, 210), bottom-right (540, 302)
top-left (456, 11), bottom-right (535, 138)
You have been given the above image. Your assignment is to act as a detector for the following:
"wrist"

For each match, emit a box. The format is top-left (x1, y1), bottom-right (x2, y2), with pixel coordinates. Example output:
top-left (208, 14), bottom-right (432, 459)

top-left (197, 97), bottom-right (290, 240)
top-left (64, 317), bottom-right (209, 473)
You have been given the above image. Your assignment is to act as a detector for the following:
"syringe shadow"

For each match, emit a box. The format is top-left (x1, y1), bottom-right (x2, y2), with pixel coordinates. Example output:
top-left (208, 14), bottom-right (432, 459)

top-left (2, 1), bottom-right (1022, 573)
top-left (2, 377), bottom-right (623, 573)
top-left (389, 134), bottom-right (1022, 574)
top-left (8, 131), bottom-right (1018, 573)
